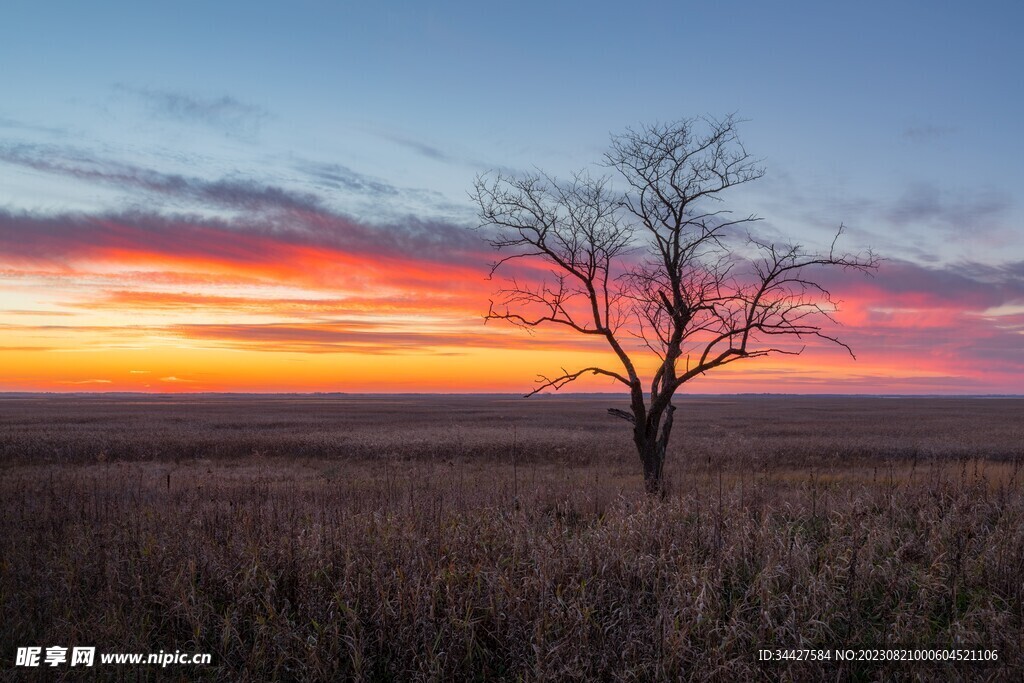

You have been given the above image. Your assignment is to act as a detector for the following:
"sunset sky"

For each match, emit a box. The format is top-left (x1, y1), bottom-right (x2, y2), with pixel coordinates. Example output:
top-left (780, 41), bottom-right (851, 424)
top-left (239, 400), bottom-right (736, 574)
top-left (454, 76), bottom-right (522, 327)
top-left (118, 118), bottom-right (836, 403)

top-left (2, 1), bottom-right (1022, 394)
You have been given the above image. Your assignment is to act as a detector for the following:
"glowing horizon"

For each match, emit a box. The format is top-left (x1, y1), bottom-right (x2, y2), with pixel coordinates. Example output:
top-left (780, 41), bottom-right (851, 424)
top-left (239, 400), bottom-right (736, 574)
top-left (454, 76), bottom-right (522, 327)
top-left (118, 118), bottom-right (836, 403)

top-left (2, 215), bottom-right (1020, 394)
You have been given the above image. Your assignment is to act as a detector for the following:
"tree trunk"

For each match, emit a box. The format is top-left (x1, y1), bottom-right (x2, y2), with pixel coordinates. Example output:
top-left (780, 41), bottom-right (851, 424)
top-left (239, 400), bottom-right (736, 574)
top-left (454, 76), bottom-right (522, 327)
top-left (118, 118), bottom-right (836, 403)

top-left (637, 403), bottom-right (676, 495)
top-left (641, 440), bottom-right (666, 495)
top-left (612, 399), bottom-right (677, 494)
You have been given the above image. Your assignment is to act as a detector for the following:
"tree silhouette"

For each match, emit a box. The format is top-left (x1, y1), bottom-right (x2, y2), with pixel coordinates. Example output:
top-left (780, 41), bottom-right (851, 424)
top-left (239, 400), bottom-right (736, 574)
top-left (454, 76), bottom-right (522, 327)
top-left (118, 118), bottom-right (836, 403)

top-left (472, 115), bottom-right (877, 493)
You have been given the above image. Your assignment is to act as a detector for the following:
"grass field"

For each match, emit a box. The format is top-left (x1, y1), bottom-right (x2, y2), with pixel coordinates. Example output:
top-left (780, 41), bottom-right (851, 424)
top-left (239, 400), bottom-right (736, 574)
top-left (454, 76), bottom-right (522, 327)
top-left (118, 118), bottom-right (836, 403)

top-left (1, 395), bottom-right (1022, 680)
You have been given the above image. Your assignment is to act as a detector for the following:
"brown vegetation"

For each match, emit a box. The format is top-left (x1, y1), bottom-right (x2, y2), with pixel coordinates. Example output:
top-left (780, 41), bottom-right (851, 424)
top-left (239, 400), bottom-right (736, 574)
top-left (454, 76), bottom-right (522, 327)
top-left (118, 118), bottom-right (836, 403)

top-left (1, 395), bottom-right (1022, 680)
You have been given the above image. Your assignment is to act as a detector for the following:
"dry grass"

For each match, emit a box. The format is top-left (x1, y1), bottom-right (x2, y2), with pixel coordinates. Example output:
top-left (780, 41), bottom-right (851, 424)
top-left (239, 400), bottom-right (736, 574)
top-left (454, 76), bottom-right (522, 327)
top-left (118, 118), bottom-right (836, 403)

top-left (1, 395), bottom-right (1022, 680)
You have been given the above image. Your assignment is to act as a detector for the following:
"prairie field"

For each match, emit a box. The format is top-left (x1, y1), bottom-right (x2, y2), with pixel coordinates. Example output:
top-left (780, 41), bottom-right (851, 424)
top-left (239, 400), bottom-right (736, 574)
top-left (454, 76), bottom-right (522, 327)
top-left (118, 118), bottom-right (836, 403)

top-left (1, 394), bottom-right (1023, 680)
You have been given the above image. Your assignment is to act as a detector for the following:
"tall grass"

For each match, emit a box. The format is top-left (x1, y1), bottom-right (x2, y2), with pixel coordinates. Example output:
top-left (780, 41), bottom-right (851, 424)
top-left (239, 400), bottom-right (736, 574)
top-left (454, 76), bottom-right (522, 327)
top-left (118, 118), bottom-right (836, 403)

top-left (1, 396), bottom-right (1022, 680)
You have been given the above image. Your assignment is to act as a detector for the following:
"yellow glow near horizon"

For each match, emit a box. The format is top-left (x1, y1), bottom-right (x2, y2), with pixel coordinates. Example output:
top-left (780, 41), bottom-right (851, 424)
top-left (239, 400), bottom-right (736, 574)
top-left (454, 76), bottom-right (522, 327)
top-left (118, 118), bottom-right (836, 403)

top-left (1, 218), bottom-right (1016, 394)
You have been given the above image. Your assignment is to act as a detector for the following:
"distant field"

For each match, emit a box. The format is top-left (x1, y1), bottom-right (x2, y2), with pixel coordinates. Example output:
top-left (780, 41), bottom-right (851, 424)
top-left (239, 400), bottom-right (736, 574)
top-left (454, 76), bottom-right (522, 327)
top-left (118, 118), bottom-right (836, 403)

top-left (2, 394), bottom-right (1022, 468)
top-left (1, 395), bottom-right (1022, 679)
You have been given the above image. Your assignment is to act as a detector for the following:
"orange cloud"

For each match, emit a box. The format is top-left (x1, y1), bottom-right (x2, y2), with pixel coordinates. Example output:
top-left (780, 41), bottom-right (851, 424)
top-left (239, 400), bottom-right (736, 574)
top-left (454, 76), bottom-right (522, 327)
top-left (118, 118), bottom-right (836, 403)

top-left (2, 205), bottom-right (1023, 393)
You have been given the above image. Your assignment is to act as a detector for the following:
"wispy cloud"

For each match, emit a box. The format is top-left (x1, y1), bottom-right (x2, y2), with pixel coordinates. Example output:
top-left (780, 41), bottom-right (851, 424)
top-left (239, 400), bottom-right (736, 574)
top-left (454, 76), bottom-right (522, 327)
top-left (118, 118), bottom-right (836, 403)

top-left (173, 322), bottom-right (497, 354)
top-left (377, 130), bottom-right (456, 163)
top-left (0, 203), bottom-right (484, 277)
top-left (900, 123), bottom-right (957, 143)
top-left (114, 84), bottom-right (266, 136)
top-left (809, 258), bottom-right (1024, 376)
top-left (884, 183), bottom-right (1011, 232)
top-left (366, 127), bottom-right (507, 172)
top-left (295, 159), bottom-right (401, 197)
top-left (0, 115), bottom-right (67, 137)
top-left (0, 143), bottom-right (324, 214)
top-left (1, 309), bottom-right (75, 317)
top-left (757, 170), bottom-right (1016, 263)
top-left (0, 142), bottom-right (473, 225)
top-left (0, 318), bottom-right (602, 356)
top-left (69, 290), bottom-right (466, 318)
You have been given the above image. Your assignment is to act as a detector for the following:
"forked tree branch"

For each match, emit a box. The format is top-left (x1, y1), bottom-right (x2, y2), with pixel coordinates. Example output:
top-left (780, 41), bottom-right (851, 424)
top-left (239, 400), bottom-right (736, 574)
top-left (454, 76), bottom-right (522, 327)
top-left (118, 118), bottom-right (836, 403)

top-left (526, 366), bottom-right (631, 397)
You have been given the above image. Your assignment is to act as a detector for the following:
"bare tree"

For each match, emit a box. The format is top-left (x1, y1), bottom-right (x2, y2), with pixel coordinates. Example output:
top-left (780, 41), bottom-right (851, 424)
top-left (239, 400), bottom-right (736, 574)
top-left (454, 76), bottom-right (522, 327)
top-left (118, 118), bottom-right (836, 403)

top-left (472, 115), bottom-right (878, 494)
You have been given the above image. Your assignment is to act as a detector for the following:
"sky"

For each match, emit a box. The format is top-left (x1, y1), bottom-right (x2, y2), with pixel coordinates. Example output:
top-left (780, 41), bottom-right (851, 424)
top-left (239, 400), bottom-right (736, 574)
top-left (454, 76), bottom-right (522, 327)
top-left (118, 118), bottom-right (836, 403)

top-left (1, 0), bottom-right (1022, 394)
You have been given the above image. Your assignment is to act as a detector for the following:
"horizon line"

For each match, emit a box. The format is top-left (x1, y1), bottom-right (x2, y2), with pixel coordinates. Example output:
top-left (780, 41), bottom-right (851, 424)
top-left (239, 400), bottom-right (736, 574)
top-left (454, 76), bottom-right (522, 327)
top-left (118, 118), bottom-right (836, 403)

top-left (1, 391), bottom-right (1021, 399)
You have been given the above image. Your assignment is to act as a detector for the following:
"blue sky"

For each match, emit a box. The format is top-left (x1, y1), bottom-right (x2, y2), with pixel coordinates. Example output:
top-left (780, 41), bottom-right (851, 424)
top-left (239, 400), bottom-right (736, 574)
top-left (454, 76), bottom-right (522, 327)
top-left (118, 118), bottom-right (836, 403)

top-left (1, 1), bottom-right (1023, 393)
top-left (5, 1), bottom-right (1021, 219)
